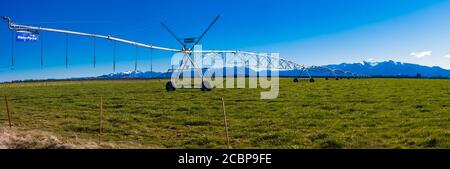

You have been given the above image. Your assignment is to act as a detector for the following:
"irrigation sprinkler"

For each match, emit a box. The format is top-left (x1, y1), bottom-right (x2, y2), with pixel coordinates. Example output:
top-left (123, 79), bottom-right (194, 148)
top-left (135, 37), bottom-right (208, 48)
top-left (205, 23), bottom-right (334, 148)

top-left (292, 65), bottom-right (340, 83)
top-left (332, 69), bottom-right (347, 80)
top-left (293, 67), bottom-right (313, 83)
top-left (332, 70), bottom-right (339, 80)
top-left (40, 30), bottom-right (44, 68)
top-left (65, 33), bottom-right (69, 68)
top-left (2, 16), bottom-right (360, 91)
top-left (305, 65), bottom-right (338, 82)
top-left (113, 41), bottom-right (117, 72)
top-left (11, 30), bottom-right (14, 68)
top-left (149, 48), bottom-right (153, 78)
top-left (160, 16), bottom-right (222, 91)
top-left (344, 71), bottom-right (354, 79)
top-left (93, 37), bottom-right (96, 68)
top-left (134, 44), bottom-right (138, 72)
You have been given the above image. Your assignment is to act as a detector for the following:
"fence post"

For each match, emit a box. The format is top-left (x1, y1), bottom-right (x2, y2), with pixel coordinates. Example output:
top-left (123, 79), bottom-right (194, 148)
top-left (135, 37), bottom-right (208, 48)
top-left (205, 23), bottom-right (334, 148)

top-left (221, 97), bottom-right (231, 149)
top-left (4, 96), bottom-right (12, 128)
top-left (99, 96), bottom-right (103, 145)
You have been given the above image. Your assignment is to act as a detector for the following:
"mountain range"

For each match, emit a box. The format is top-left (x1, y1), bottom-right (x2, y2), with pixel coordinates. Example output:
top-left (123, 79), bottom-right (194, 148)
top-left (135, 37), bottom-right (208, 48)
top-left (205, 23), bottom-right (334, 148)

top-left (97, 60), bottom-right (450, 79)
top-left (324, 60), bottom-right (450, 78)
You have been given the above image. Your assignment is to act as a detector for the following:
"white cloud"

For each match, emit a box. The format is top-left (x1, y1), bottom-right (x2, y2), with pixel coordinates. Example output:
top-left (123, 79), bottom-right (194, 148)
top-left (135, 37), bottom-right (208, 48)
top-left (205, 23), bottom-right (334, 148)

top-left (444, 55), bottom-right (450, 58)
top-left (410, 51), bottom-right (432, 58)
top-left (368, 58), bottom-right (375, 62)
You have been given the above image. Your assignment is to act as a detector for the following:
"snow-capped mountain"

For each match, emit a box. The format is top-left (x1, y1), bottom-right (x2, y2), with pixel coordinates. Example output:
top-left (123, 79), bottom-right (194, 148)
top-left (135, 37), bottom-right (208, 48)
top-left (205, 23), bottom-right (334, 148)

top-left (96, 60), bottom-right (450, 79)
top-left (325, 60), bottom-right (450, 77)
top-left (97, 71), bottom-right (170, 79)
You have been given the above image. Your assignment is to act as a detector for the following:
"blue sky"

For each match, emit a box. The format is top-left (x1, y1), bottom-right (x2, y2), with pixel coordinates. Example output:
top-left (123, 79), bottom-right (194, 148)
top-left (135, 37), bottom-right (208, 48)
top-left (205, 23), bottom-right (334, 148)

top-left (1, 0), bottom-right (450, 81)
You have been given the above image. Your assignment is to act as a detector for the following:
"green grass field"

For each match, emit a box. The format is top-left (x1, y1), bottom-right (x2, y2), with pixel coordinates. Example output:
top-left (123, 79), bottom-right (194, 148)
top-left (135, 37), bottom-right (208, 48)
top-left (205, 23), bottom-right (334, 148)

top-left (0, 78), bottom-right (449, 149)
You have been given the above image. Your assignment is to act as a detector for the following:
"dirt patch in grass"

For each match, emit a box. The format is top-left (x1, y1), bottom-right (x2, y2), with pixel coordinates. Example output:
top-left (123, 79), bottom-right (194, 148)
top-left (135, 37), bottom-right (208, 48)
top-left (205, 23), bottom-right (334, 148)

top-left (0, 128), bottom-right (99, 149)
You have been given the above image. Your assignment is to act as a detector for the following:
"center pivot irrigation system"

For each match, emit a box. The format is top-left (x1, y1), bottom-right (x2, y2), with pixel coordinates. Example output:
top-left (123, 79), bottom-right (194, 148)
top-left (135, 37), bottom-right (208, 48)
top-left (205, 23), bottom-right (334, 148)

top-left (2, 16), bottom-right (362, 92)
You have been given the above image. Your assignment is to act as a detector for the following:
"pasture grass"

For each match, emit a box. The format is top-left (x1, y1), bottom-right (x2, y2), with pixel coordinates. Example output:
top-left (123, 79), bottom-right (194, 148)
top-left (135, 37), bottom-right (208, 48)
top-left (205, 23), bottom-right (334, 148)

top-left (0, 78), bottom-right (449, 148)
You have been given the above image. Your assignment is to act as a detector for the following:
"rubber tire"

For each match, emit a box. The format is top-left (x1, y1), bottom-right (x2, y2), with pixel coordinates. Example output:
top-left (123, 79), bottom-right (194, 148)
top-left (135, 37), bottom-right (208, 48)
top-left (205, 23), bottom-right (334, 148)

top-left (293, 78), bottom-right (299, 83)
top-left (201, 81), bottom-right (213, 91)
top-left (309, 78), bottom-right (315, 83)
top-left (166, 81), bottom-right (176, 92)
top-left (325, 77), bottom-right (329, 80)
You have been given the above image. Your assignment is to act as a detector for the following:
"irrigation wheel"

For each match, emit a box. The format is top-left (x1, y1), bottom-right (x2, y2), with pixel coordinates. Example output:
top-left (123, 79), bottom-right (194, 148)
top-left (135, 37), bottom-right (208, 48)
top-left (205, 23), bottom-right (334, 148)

top-left (166, 81), bottom-right (176, 92)
top-left (201, 81), bottom-right (213, 91)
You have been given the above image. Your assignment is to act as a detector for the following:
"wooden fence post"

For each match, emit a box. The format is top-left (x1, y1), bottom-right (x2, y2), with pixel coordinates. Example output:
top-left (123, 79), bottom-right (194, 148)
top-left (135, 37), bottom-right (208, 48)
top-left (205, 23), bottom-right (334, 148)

top-left (4, 96), bottom-right (12, 128)
top-left (99, 96), bottom-right (103, 145)
top-left (221, 97), bottom-right (231, 149)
